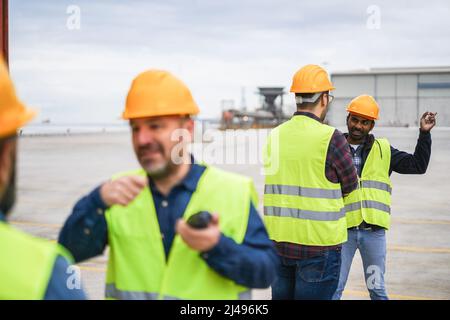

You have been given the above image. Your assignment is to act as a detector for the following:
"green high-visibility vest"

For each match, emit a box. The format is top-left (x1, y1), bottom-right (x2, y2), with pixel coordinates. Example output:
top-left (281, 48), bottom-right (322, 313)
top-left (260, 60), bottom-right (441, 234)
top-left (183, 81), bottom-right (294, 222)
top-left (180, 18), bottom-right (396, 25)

top-left (263, 115), bottom-right (347, 246)
top-left (105, 165), bottom-right (258, 300)
top-left (0, 221), bottom-right (72, 300)
top-left (344, 138), bottom-right (392, 229)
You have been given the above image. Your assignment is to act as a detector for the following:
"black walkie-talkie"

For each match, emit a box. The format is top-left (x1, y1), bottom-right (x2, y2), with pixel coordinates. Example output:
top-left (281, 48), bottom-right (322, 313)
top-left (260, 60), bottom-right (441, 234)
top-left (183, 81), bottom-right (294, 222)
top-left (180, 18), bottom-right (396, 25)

top-left (187, 211), bottom-right (213, 229)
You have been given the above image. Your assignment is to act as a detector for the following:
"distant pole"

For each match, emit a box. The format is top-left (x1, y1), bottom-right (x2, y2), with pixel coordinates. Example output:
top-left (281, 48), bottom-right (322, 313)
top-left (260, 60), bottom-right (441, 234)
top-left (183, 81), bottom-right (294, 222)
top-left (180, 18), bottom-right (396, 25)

top-left (240, 87), bottom-right (247, 111)
top-left (0, 0), bottom-right (8, 66)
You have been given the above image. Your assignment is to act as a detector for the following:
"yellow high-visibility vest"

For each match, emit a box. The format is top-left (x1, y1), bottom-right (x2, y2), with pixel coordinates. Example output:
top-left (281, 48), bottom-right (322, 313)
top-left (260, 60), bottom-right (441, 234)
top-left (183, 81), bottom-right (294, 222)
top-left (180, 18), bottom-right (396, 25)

top-left (105, 165), bottom-right (258, 300)
top-left (0, 221), bottom-right (72, 300)
top-left (344, 138), bottom-right (392, 229)
top-left (263, 115), bottom-right (347, 246)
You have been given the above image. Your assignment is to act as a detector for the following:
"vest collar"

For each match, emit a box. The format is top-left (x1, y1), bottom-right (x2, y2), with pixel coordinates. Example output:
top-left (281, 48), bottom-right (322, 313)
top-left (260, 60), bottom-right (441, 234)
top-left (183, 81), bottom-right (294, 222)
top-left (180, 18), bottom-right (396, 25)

top-left (293, 111), bottom-right (321, 122)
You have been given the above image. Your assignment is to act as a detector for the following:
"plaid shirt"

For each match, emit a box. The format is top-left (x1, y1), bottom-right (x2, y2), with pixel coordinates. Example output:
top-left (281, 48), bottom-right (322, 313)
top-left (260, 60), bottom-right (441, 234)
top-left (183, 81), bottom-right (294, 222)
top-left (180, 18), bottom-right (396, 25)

top-left (349, 144), bottom-right (363, 176)
top-left (273, 112), bottom-right (358, 259)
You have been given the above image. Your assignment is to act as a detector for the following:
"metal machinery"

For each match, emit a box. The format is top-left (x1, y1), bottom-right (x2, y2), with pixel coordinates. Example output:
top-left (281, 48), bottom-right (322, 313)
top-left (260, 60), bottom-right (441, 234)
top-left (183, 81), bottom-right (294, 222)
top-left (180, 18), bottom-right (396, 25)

top-left (220, 87), bottom-right (290, 129)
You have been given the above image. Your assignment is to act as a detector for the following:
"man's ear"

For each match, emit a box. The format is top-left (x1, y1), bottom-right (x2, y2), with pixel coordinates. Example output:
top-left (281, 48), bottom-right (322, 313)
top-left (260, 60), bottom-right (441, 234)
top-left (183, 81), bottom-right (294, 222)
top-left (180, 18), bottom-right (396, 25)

top-left (178, 117), bottom-right (194, 143)
top-left (370, 121), bottom-right (375, 131)
top-left (185, 118), bottom-right (195, 135)
top-left (321, 94), bottom-right (327, 107)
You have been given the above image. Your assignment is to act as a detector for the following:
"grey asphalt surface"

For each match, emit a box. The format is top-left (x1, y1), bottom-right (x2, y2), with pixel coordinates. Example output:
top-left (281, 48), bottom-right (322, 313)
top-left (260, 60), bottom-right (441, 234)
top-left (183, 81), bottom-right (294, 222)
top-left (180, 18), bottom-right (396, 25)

top-left (9, 126), bottom-right (450, 300)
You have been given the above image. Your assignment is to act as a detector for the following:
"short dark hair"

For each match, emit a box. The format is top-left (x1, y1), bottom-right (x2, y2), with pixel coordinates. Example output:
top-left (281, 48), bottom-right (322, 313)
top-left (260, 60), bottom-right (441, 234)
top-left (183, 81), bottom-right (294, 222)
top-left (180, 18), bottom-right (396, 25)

top-left (296, 92), bottom-right (328, 110)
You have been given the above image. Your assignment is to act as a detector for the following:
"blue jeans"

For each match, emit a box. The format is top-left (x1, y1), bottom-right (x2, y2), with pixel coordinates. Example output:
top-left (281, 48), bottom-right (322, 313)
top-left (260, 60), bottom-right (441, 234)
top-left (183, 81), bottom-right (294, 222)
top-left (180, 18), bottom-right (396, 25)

top-left (333, 228), bottom-right (388, 300)
top-left (271, 248), bottom-right (341, 300)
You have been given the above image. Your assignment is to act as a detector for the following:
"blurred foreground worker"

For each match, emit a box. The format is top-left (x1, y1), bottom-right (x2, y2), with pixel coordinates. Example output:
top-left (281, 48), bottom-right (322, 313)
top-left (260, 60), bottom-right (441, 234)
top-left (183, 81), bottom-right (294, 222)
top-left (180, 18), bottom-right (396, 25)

top-left (0, 59), bottom-right (86, 300)
top-left (59, 70), bottom-right (277, 300)
top-left (333, 95), bottom-right (435, 300)
top-left (263, 64), bottom-right (358, 300)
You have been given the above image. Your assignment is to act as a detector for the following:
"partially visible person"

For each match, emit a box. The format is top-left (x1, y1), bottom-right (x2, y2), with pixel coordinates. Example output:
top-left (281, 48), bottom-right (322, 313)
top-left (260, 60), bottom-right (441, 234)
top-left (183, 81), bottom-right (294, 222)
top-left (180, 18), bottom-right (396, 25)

top-left (264, 64), bottom-right (358, 300)
top-left (333, 94), bottom-right (435, 300)
top-left (0, 58), bottom-right (86, 300)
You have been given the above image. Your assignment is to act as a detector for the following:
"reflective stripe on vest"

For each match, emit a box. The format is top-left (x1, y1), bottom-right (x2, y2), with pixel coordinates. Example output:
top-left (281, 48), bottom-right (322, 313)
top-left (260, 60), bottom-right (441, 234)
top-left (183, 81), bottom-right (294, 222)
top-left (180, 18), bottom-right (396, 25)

top-left (264, 206), bottom-right (346, 221)
top-left (106, 283), bottom-right (252, 300)
top-left (105, 283), bottom-right (159, 300)
top-left (361, 180), bottom-right (392, 194)
top-left (263, 116), bottom-right (347, 246)
top-left (344, 138), bottom-right (392, 229)
top-left (344, 200), bottom-right (391, 214)
top-left (265, 184), bottom-right (343, 199)
top-left (105, 165), bottom-right (254, 300)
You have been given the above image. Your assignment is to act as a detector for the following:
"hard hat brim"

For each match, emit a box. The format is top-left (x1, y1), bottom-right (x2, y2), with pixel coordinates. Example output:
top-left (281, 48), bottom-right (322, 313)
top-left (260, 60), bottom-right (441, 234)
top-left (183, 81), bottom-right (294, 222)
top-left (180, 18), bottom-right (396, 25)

top-left (290, 86), bottom-right (335, 93)
top-left (0, 106), bottom-right (37, 138)
top-left (347, 110), bottom-right (378, 121)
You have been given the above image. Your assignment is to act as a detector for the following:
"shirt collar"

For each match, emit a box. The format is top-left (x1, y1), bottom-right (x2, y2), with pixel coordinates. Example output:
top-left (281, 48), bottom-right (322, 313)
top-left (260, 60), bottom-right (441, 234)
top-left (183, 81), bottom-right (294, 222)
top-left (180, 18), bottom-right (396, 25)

top-left (293, 111), bottom-right (321, 122)
top-left (177, 158), bottom-right (206, 192)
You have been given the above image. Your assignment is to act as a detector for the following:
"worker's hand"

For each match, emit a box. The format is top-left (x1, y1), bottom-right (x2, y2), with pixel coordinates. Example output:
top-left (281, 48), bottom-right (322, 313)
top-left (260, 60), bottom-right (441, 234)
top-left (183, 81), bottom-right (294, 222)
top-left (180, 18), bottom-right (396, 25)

top-left (100, 176), bottom-right (148, 207)
top-left (420, 111), bottom-right (437, 132)
top-left (176, 213), bottom-right (221, 252)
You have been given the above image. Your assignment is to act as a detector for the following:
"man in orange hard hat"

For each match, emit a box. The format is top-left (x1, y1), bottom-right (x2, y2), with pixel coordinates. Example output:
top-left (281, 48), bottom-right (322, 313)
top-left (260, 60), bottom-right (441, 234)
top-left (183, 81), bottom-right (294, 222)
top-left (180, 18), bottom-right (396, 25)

top-left (0, 58), bottom-right (86, 299)
top-left (59, 70), bottom-right (277, 300)
top-left (263, 64), bottom-right (358, 299)
top-left (333, 95), bottom-right (436, 300)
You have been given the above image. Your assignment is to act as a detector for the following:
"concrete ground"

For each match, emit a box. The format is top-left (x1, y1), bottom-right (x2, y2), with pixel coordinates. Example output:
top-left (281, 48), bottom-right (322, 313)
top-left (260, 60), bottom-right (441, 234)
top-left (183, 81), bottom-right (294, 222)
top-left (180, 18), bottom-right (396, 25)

top-left (9, 126), bottom-right (450, 300)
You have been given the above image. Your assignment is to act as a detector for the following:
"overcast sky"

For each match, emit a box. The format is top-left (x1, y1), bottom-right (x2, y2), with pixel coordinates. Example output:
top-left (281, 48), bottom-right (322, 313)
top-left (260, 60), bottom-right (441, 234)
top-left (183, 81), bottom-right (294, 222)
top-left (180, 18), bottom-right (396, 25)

top-left (8, 0), bottom-right (450, 123)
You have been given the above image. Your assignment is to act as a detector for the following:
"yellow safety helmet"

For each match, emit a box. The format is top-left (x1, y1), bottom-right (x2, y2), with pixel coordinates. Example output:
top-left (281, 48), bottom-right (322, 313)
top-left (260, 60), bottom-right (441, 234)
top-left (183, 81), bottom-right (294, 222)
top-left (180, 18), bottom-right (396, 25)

top-left (346, 95), bottom-right (379, 120)
top-left (122, 70), bottom-right (200, 119)
top-left (290, 64), bottom-right (335, 94)
top-left (0, 58), bottom-right (37, 138)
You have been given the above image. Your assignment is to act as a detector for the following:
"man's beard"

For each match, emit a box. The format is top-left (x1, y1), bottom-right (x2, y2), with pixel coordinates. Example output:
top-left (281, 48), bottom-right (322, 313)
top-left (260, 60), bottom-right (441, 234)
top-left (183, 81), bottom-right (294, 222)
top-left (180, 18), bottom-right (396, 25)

top-left (0, 162), bottom-right (16, 217)
top-left (320, 104), bottom-right (329, 122)
top-left (146, 160), bottom-right (179, 180)
top-left (137, 142), bottom-right (176, 180)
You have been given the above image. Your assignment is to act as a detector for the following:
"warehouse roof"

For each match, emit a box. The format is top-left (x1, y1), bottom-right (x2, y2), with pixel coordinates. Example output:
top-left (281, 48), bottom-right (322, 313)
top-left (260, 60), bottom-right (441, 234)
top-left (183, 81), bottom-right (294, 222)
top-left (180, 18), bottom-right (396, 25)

top-left (331, 66), bottom-right (450, 76)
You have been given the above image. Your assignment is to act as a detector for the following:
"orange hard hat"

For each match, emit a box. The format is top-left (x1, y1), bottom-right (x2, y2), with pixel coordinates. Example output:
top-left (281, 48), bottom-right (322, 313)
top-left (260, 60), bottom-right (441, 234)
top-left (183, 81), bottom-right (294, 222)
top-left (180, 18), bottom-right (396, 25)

top-left (346, 95), bottom-right (379, 120)
top-left (0, 58), bottom-right (37, 138)
top-left (290, 64), bottom-right (335, 93)
top-left (122, 70), bottom-right (200, 119)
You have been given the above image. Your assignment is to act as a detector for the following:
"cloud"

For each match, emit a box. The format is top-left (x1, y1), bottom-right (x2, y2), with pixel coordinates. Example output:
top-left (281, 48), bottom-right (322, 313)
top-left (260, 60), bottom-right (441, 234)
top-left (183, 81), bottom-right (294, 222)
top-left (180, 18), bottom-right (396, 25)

top-left (8, 0), bottom-right (450, 122)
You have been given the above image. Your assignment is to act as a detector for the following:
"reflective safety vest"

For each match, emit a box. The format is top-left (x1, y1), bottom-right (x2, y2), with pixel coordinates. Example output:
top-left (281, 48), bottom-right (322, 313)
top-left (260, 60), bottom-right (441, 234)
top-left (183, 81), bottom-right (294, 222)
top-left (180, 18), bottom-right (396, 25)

top-left (105, 165), bottom-right (257, 300)
top-left (344, 138), bottom-right (392, 229)
top-left (0, 221), bottom-right (72, 300)
top-left (263, 115), bottom-right (347, 246)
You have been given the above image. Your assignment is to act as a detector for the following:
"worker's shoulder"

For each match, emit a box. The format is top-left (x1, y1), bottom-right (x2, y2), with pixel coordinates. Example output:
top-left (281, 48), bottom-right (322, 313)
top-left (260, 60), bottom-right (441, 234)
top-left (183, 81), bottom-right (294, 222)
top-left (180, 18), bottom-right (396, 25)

top-left (0, 222), bottom-right (67, 266)
top-left (371, 136), bottom-right (390, 148)
top-left (325, 127), bottom-right (347, 147)
top-left (0, 221), bottom-right (54, 249)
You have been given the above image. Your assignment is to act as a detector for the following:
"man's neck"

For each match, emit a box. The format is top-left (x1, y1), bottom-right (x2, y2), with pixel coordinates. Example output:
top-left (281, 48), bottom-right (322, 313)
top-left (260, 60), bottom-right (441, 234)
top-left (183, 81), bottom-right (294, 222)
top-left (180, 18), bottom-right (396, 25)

top-left (152, 161), bottom-right (191, 196)
top-left (295, 109), bottom-right (323, 123)
top-left (347, 135), bottom-right (367, 145)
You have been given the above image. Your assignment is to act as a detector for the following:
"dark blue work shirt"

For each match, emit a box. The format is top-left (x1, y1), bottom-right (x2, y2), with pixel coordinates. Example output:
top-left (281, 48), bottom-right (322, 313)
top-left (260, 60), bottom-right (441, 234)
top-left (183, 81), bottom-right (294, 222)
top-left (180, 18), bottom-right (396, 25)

top-left (344, 131), bottom-right (432, 176)
top-left (58, 163), bottom-right (278, 289)
top-left (0, 212), bottom-right (86, 300)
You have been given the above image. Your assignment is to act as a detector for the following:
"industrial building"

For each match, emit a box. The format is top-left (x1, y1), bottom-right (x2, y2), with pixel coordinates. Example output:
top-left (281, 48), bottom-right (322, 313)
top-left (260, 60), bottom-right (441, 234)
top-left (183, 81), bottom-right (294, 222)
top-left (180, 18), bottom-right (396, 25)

top-left (328, 67), bottom-right (450, 127)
